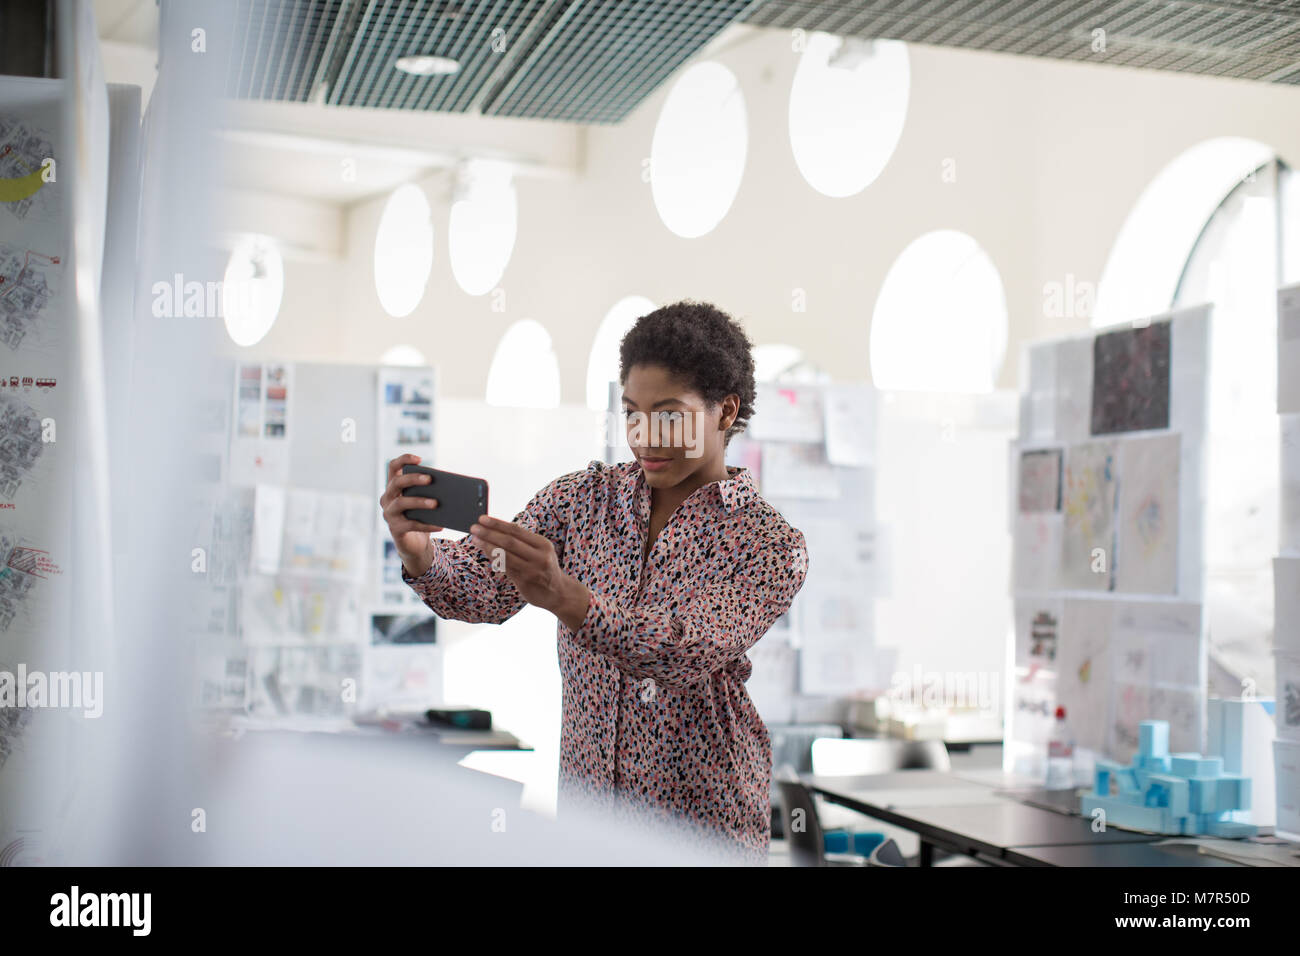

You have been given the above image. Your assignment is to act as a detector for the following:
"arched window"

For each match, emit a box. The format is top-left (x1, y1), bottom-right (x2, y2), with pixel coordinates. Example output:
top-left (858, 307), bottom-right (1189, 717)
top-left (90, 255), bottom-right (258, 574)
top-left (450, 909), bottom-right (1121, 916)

top-left (753, 344), bottom-right (804, 383)
top-left (870, 230), bottom-right (1008, 392)
top-left (752, 343), bottom-right (829, 383)
top-left (586, 295), bottom-right (655, 410)
top-left (650, 61), bottom-right (747, 239)
top-left (485, 319), bottom-right (561, 409)
top-left (788, 33), bottom-right (909, 198)
top-left (379, 344), bottom-right (428, 367)
top-left (1093, 138), bottom-right (1274, 328)
top-left (1165, 155), bottom-right (1298, 695)
top-left (374, 183), bottom-right (434, 318)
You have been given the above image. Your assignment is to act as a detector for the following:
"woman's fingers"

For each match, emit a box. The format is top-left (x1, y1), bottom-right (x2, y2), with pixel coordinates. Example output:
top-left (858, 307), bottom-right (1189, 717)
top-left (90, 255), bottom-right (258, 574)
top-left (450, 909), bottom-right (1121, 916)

top-left (399, 520), bottom-right (444, 534)
top-left (478, 515), bottom-right (549, 551)
top-left (385, 495), bottom-right (439, 518)
top-left (385, 506), bottom-right (444, 533)
top-left (380, 469), bottom-right (432, 506)
top-left (392, 495), bottom-right (438, 511)
top-left (468, 523), bottom-right (543, 565)
top-left (385, 453), bottom-right (423, 483)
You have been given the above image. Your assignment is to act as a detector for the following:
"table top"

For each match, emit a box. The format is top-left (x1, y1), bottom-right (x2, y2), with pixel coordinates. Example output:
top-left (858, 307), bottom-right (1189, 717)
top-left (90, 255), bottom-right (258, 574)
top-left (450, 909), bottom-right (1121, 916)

top-left (803, 771), bottom-right (1006, 809)
top-left (222, 714), bottom-right (531, 750)
top-left (803, 769), bottom-right (992, 793)
top-left (897, 801), bottom-right (1168, 855)
top-left (805, 769), bottom-right (1156, 861)
top-left (1004, 841), bottom-right (1249, 867)
top-left (993, 786), bottom-right (1089, 815)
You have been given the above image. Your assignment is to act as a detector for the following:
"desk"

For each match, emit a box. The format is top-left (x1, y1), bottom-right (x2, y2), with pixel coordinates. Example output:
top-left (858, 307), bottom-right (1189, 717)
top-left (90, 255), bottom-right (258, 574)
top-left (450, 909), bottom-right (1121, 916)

top-left (899, 802), bottom-right (1162, 865)
top-left (1004, 842), bottom-right (1248, 867)
top-left (220, 714), bottom-right (532, 752)
top-left (805, 770), bottom-right (1299, 867)
top-left (806, 771), bottom-right (1167, 867)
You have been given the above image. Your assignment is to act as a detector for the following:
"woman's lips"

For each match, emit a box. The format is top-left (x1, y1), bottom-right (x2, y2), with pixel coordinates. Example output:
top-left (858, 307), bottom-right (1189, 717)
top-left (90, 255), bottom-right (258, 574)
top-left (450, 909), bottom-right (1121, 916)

top-left (639, 456), bottom-right (672, 472)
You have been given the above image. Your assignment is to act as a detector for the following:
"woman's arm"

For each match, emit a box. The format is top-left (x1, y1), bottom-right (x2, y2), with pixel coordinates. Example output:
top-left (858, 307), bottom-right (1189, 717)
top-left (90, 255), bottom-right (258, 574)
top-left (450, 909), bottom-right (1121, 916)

top-left (401, 468), bottom-right (589, 624)
top-left (569, 530), bottom-right (808, 690)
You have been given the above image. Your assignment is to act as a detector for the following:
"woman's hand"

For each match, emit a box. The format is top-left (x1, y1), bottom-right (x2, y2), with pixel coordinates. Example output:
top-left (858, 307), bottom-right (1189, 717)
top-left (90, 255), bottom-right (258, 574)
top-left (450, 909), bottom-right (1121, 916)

top-left (468, 515), bottom-right (591, 630)
top-left (380, 453), bottom-right (444, 577)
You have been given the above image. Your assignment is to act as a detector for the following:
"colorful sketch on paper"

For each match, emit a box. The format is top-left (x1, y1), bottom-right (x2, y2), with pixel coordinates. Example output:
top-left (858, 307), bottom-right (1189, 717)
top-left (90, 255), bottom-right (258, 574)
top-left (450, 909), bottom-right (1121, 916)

top-left (1277, 653), bottom-right (1300, 736)
top-left (0, 113), bottom-right (58, 221)
top-left (1284, 678), bottom-right (1300, 733)
top-left (1108, 601), bottom-right (1203, 759)
top-left (1090, 321), bottom-right (1171, 435)
top-left (1115, 433), bottom-right (1179, 594)
top-left (1147, 686), bottom-right (1201, 754)
top-left (1112, 600), bottom-right (1201, 688)
top-left (0, 394), bottom-right (44, 500)
top-left (1057, 599), bottom-right (1113, 753)
top-left (1110, 681), bottom-right (1150, 760)
top-left (1062, 441), bottom-right (1117, 590)
top-left (0, 243), bottom-right (61, 352)
top-left (1018, 448), bottom-right (1062, 512)
top-left (1010, 672), bottom-right (1057, 747)
top-left (1013, 513), bottom-right (1063, 592)
top-left (1015, 599), bottom-right (1061, 670)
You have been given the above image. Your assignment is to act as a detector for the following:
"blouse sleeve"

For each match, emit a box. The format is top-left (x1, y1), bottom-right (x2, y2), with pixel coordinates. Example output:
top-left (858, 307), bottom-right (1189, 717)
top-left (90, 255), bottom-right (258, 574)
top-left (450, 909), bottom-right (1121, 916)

top-left (569, 527), bottom-right (808, 690)
top-left (401, 465), bottom-right (593, 624)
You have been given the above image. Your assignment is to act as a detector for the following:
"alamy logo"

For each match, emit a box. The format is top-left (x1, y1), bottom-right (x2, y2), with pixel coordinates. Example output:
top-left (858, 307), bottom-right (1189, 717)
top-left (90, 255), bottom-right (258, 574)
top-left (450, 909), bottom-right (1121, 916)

top-left (0, 666), bottom-right (103, 717)
top-left (49, 886), bottom-right (151, 935)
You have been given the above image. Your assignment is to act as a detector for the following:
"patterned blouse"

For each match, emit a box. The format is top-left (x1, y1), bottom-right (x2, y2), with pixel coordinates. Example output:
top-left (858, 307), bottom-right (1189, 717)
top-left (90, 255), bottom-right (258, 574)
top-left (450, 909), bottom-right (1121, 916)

top-left (402, 458), bottom-right (808, 863)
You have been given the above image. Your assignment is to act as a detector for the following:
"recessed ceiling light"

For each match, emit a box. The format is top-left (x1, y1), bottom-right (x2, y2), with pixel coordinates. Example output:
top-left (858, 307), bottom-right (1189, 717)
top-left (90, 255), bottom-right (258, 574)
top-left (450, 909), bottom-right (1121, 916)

top-left (395, 55), bottom-right (459, 76)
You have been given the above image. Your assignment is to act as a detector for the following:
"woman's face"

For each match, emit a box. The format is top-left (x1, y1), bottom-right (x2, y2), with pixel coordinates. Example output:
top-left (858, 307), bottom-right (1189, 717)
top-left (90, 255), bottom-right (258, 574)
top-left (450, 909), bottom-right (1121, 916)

top-left (621, 363), bottom-right (736, 490)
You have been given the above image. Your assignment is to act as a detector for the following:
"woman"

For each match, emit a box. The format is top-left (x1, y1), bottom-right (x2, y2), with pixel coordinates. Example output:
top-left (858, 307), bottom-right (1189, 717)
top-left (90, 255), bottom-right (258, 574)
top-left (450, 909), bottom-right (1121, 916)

top-left (379, 300), bottom-right (808, 864)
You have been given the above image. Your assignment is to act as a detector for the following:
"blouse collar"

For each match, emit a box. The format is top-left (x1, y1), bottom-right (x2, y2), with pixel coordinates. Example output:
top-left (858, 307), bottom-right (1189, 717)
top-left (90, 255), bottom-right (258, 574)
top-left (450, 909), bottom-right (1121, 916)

top-left (625, 460), bottom-right (757, 518)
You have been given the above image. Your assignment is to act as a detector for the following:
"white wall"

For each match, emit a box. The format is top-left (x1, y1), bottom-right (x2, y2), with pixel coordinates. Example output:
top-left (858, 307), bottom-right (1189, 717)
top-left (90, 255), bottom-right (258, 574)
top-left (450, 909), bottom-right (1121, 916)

top-left (230, 32), bottom-right (1300, 397)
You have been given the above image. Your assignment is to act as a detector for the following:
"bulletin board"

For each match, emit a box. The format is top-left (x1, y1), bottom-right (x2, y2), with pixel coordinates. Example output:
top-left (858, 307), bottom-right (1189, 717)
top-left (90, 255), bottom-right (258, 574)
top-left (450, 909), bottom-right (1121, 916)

top-left (1008, 305), bottom-right (1212, 774)
top-left (190, 360), bottom-right (443, 719)
top-left (0, 73), bottom-right (77, 867)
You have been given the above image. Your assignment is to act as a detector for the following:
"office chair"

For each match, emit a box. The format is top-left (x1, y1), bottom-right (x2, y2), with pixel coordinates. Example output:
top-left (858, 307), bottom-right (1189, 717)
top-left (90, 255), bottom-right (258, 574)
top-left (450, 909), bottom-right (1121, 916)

top-left (767, 723), bottom-right (843, 839)
top-left (806, 737), bottom-right (956, 866)
top-left (774, 765), bottom-right (904, 867)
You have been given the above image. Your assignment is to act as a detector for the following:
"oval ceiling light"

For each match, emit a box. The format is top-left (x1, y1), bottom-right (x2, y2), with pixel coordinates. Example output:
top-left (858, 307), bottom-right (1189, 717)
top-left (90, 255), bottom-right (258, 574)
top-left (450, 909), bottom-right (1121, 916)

top-left (650, 61), bottom-right (748, 238)
top-left (222, 233), bottom-right (284, 347)
top-left (449, 159), bottom-right (518, 296)
top-left (395, 55), bottom-right (459, 76)
top-left (789, 34), bottom-right (909, 198)
top-left (374, 183), bottom-right (434, 318)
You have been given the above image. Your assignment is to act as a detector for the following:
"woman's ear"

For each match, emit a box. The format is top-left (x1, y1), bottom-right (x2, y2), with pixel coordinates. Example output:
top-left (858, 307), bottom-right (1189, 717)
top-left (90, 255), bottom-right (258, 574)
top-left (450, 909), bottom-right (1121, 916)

top-left (719, 395), bottom-right (739, 432)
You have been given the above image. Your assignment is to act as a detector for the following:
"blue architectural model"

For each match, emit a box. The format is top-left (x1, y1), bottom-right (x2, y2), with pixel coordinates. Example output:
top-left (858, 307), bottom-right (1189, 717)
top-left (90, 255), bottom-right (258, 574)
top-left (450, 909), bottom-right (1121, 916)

top-left (1078, 719), bottom-right (1257, 837)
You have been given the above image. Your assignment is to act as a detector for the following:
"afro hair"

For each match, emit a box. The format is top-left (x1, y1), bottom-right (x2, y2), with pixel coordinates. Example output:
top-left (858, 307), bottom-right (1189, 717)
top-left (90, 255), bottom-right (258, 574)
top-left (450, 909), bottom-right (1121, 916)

top-left (618, 300), bottom-right (756, 443)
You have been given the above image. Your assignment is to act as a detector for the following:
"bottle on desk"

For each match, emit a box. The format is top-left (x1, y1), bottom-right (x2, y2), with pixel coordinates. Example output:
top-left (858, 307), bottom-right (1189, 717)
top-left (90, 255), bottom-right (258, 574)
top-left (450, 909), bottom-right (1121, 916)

top-left (1045, 706), bottom-right (1075, 790)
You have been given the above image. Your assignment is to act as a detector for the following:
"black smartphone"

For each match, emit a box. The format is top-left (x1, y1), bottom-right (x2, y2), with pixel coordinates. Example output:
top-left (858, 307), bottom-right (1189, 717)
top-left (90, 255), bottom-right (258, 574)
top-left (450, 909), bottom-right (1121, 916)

top-left (401, 465), bottom-right (489, 534)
